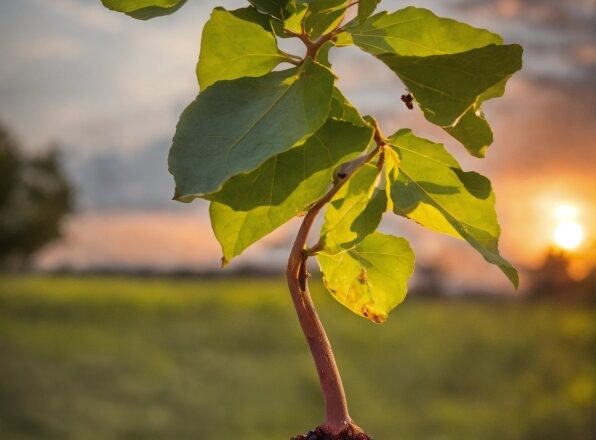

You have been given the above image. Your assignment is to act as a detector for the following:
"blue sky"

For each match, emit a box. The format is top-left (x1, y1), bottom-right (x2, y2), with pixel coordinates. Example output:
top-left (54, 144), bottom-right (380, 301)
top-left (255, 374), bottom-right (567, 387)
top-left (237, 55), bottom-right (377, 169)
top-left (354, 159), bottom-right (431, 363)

top-left (0, 0), bottom-right (594, 288)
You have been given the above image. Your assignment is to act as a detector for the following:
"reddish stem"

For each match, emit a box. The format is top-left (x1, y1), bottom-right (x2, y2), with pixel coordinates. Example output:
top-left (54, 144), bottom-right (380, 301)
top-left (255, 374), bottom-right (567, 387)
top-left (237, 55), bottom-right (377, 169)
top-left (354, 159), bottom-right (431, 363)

top-left (286, 138), bottom-right (384, 435)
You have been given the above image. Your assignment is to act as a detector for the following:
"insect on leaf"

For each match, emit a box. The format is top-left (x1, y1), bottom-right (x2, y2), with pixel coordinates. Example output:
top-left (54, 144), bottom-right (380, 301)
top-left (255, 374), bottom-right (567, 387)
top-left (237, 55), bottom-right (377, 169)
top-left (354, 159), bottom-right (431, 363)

top-left (347, 6), bottom-right (523, 156)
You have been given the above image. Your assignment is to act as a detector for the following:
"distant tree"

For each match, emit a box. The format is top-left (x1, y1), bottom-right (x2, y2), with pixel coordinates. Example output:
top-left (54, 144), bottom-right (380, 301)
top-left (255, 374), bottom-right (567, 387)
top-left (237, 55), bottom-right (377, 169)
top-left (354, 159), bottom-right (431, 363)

top-left (0, 124), bottom-right (73, 270)
top-left (528, 248), bottom-right (595, 304)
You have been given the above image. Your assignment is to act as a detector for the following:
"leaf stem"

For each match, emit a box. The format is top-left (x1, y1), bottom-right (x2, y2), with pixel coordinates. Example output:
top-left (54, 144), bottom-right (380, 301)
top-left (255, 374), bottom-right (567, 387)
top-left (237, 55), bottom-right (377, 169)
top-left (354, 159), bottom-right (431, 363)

top-left (286, 127), bottom-right (384, 435)
top-left (280, 50), bottom-right (303, 66)
top-left (286, 21), bottom-right (346, 62)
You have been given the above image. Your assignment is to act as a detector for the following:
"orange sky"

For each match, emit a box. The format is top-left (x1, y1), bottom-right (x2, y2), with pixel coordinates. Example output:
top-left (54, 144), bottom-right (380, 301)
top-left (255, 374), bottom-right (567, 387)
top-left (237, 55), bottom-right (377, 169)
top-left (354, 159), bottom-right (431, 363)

top-left (1, 0), bottom-right (594, 290)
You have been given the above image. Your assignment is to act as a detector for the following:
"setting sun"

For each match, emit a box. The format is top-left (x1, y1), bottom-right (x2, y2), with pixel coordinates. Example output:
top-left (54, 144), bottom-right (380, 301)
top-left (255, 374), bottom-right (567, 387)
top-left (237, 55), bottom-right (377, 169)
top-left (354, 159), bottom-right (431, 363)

top-left (552, 204), bottom-right (585, 250)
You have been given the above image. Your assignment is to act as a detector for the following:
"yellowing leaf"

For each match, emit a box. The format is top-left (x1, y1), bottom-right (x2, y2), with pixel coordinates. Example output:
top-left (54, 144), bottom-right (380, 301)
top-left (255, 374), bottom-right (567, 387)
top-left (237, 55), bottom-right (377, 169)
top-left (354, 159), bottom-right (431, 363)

top-left (317, 232), bottom-right (415, 323)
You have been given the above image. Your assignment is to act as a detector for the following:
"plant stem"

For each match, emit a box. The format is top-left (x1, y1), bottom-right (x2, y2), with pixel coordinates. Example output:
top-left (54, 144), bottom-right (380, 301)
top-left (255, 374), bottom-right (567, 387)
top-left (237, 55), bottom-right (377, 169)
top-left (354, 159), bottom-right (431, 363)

top-left (286, 137), bottom-right (384, 435)
top-left (287, 208), bottom-right (351, 432)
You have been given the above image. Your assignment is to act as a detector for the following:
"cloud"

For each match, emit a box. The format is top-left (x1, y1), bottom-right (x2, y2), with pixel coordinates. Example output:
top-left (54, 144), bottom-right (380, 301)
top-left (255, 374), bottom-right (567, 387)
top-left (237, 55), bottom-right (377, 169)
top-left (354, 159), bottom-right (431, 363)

top-left (35, 210), bottom-right (294, 271)
top-left (8, 35), bottom-right (83, 62)
top-left (2, 0), bottom-right (594, 287)
top-left (29, 0), bottom-right (123, 33)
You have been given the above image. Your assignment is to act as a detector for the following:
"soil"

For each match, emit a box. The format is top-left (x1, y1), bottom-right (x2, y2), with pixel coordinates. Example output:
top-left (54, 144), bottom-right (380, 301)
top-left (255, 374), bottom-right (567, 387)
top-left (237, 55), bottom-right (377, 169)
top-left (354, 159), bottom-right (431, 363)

top-left (291, 425), bottom-right (373, 440)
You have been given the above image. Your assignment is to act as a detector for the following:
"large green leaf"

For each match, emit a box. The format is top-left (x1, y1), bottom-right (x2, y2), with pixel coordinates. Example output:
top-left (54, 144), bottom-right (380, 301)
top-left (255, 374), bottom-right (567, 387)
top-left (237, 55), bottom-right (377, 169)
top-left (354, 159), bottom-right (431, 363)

top-left (387, 129), bottom-right (518, 286)
top-left (169, 59), bottom-right (334, 200)
top-left (347, 6), bottom-right (502, 56)
top-left (101, 0), bottom-right (186, 19)
top-left (378, 44), bottom-right (523, 127)
top-left (197, 7), bottom-right (287, 90)
top-left (209, 119), bottom-right (373, 264)
top-left (345, 6), bottom-right (522, 156)
top-left (321, 163), bottom-right (385, 252)
top-left (317, 232), bottom-right (415, 323)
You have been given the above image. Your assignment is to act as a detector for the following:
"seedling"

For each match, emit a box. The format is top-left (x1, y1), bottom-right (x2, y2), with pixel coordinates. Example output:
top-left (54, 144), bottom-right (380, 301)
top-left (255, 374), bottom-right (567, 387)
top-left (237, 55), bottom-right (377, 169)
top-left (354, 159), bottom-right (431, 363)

top-left (100, 1), bottom-right (522, 438)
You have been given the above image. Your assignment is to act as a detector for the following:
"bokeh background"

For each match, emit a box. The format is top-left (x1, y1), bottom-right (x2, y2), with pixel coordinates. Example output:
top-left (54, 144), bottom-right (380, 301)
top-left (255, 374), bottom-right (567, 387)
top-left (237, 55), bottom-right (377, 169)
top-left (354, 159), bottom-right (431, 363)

top-left (0, 1), bottom-right (594, 439)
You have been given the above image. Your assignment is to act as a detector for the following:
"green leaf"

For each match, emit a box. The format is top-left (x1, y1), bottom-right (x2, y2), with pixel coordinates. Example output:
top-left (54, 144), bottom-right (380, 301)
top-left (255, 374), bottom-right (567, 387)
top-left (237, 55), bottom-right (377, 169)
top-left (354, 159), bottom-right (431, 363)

top-left (270, 0), bottom-right (350, 39)
top-left (386, 129), bottom-right (518, 287)
top-left (346, 6), bottom-right (522, 156)
top-left (169, 59), bottom-right (335, 200)
top-left (197, 7), bottom-right (287, 90)
top-left (317, 232), bottom-right (415, 323)
top-left (329, 88), bottom-right (368, 127)
top-left (100, 0), bottom-right (186, 19)
top-left (443, 108), bottom-right (493, 158)
top-left (378, 44), bottom-right (523, 127)
top-left (301, 0), bottom-right (351, 39)
top-left (382, 145), bottom-right (401, 212)
top-left (348, 6), bottom-right (503, 57)
top-left (248, 0), bottom-right (291, 20)
top-left (209, 119), bottom-right (373, 264)
top-left (321, 163), bottom-right (385, 251)
top-left (274, 1), bottom-right (308, 34)
top-left (314, 41), bottom-right (335, 67)
top-left (443, 78), bottom-right (509, 157)
top-left (357, 0), bottom-right (380, 25)
top-left (333, 31), bottom-right (354, 47)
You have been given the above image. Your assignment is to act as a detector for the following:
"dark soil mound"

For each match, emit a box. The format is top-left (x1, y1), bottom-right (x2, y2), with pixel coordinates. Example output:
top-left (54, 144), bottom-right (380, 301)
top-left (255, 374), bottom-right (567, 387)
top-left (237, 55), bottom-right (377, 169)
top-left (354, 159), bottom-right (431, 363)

top-left (291, 426), bottom-right (373, 440)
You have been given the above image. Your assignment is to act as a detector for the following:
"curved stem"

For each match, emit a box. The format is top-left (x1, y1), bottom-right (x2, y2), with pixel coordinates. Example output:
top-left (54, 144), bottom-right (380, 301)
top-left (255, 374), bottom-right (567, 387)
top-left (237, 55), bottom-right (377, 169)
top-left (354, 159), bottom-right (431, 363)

top-left (287, 202), bottom-right (351, 431)
top-left (286, 137), bottom-right (384, 434)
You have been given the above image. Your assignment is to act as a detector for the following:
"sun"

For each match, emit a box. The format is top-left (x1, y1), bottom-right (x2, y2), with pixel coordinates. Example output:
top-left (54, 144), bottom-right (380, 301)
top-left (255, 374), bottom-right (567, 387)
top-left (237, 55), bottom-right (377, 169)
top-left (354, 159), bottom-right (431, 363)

top-left (553, 221), bottom-right (584, 250)
top-left (552, 204), bottom-right (584, 250)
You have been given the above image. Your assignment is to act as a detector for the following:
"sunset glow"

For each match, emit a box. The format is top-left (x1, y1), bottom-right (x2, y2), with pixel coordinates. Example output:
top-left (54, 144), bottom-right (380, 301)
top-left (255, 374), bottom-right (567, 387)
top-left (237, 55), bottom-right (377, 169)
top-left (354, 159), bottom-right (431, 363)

top-left (552, 204), bottom-right (585, 250)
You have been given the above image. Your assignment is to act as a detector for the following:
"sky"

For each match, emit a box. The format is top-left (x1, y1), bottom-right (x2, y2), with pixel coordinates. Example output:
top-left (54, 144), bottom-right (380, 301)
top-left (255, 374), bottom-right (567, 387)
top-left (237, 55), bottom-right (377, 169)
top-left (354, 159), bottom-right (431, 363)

top-left (0, 0), bottom-right (594, 291)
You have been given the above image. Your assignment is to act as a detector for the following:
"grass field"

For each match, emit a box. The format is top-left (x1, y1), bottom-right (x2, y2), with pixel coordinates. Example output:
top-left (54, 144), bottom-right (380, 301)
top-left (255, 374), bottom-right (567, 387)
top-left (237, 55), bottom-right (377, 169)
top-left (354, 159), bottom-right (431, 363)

top-left (0, 276), bottom-right (594, 439)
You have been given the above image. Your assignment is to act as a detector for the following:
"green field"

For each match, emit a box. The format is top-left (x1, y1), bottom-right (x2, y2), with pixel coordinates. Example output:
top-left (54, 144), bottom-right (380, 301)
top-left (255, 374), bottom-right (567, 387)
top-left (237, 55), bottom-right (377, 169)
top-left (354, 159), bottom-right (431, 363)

top-left (0, 276), bottom-right (593, 439)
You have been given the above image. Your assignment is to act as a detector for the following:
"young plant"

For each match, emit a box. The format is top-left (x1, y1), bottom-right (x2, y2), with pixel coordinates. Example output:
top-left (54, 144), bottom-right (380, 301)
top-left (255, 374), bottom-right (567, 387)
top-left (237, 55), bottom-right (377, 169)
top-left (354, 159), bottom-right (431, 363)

top-left (101, 1), bottom-right (523, 438)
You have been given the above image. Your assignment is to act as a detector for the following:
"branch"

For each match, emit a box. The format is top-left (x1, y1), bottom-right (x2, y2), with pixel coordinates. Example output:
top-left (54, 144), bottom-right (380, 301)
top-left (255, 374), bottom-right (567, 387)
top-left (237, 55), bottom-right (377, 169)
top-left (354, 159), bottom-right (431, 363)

top-left (286, 15), bottom-right (349, 61)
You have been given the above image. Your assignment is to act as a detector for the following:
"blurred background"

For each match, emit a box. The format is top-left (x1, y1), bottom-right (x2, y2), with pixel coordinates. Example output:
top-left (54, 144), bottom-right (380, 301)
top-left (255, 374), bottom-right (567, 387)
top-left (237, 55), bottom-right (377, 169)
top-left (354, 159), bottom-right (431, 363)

top-left (0, 0), bottom-right (594, 439)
